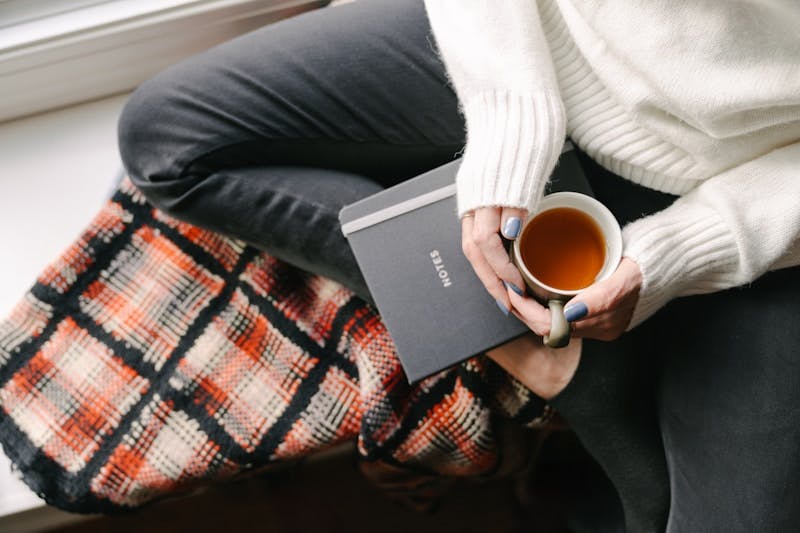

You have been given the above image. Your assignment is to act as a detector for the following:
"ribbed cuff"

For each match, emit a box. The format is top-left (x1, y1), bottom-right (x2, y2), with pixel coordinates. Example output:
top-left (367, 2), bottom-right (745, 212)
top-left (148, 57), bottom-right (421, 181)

top-left (455, 90), bottom-right (566, 217)
top-left (622, 200), bottom-right (741, 329)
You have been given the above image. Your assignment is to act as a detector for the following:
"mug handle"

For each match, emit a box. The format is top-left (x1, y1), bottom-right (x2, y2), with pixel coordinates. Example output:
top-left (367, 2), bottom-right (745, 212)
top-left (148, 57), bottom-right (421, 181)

top-left (508, 244), bottom-right (571, 348)
top-left (544, 300), bottom-right (570, 348)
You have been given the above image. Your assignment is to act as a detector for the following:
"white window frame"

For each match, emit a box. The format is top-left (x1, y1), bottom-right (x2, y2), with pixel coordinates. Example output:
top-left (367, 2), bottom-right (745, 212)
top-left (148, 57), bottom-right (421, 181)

top-left (0, 0), bottom-right (114, 28)
top-left (0, 0), bottom-right (329, 123)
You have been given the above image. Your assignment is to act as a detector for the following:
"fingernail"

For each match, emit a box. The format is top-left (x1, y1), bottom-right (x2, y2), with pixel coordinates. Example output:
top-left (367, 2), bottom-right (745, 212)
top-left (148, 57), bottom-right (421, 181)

top-left (502, 217), bottom-right (521, 239)
top-left (496, 299), bottom-right (510, 316)
top-left (503, 281), bottom-right (524, 296)
top-left (564, 302), bottom-right (588, 322)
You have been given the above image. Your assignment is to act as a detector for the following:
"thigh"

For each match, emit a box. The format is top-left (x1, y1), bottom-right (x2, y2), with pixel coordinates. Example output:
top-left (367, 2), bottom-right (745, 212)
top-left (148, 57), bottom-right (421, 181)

top-left (117, 0), bottom-right (464, 300)
top-left (654, 267), bottom-right (800, 532)
top-left (118, 0), bottom-right (464, 191)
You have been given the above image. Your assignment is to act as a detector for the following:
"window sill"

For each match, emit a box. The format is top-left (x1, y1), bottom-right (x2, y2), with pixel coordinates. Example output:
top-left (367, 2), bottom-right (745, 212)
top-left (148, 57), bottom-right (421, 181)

top-left (0, 0), bottom-right (329, 123)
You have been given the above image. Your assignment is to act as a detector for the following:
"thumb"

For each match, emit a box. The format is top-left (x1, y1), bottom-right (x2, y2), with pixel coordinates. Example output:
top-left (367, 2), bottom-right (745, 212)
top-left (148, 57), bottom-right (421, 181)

top-left (563, 281), bottom-right (615, 323)
top-left (499, 207), bottom-right (527, 240)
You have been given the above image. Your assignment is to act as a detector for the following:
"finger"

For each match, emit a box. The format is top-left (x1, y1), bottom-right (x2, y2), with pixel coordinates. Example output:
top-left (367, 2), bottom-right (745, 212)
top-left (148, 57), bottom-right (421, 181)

top-left (570, 314), bottom-right (625, 341)
top-left (570, 301), bottom-right (637, 340)
top-left (510, 309), bottom-right (550, 338)
top-left (462, 214), bottom-right (511, 314)
top-left (562, 276), bottom-right (620, 325)
top-left (564, 258), bottom-right (642, 324)
top-left (569, 312), bottom-right (607, 338)
top-left (507, 287), bottom-right (551, 337)
top-left (472, 208), bottom-right (526, 290)
top-left (499, 207), bottom-right (527, 240)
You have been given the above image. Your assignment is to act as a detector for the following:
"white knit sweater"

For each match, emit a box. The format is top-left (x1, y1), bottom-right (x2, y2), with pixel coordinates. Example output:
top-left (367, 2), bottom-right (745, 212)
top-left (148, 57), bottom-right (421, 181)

top-left (424, 0), bottom-right (800, 328)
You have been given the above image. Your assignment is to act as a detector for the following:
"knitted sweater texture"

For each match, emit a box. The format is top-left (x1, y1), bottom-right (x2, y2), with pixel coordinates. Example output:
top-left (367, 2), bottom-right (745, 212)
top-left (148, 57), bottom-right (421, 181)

top-left (424, 0), bottom-right (800, 327)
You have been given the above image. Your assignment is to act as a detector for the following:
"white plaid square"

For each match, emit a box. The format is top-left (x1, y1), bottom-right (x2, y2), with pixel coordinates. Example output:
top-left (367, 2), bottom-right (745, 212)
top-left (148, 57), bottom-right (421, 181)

top-left (171, 288), bottom-right (318, 453)
top-left (79, 226), bottom-right (224, 371)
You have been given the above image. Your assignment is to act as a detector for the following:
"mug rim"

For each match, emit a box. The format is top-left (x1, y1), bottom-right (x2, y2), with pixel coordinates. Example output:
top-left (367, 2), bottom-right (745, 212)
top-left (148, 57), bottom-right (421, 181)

top-left (512, 192), bottom-right (622, 296)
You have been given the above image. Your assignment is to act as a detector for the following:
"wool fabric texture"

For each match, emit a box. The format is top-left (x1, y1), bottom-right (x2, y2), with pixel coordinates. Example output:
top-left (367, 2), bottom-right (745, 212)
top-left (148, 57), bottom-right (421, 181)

top-left (0, 178), bottom-right (549, 513)
top-left (424, 0), bottom-right (800, 327)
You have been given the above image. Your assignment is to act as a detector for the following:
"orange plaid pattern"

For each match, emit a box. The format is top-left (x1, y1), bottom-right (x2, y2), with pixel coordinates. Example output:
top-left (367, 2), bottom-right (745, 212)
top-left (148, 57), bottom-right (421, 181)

top-left (0, 178), bottom-right (549, 513)
top-left (0, 317), bottom-right (148, 473)
top-left (79, 226), bottom-right (225, 371)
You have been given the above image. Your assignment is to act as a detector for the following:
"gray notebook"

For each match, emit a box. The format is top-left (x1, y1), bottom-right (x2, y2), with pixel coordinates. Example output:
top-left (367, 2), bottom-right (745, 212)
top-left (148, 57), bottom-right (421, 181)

top-left (339, 143), bottom-right (590, 383)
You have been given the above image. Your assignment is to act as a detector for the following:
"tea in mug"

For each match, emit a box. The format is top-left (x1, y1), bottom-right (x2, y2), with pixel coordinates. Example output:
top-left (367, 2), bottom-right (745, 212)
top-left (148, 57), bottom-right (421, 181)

top-left (519, 207), bottom-right (605, 291)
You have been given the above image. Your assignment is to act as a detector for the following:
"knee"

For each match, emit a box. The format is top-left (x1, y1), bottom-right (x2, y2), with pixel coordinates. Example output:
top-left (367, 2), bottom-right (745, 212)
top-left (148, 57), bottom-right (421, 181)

top-left (117, 71), bottom-right (198, 214)
top-left (118, 76), bottom-right (167, 184)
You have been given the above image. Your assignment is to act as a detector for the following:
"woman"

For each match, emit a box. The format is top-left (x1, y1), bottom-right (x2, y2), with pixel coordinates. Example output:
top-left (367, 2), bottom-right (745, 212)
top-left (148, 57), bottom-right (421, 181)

top-left (118, 1), bottom-right (800, 530)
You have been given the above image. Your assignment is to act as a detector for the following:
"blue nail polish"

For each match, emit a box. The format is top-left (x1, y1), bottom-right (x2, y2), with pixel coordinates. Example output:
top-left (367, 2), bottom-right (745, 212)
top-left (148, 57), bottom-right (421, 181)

top-left (496, 299), bottom-right (510, 316)
top-left (503, 281), bottom-right (524, 296)
top-left (564, 302), bottom-right (588, 322)
top-left (502, 217), bottom-right (521, 239)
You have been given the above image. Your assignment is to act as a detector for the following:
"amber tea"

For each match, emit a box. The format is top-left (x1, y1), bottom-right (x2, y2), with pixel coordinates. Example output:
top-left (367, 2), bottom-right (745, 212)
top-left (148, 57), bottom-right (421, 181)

top-left (519, 207), bottom-right (606, 291)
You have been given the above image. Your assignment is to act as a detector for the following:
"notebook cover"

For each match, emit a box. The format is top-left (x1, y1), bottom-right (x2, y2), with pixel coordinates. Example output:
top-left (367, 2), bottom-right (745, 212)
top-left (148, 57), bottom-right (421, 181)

top-left (339, 144), bottom-right (590, 383)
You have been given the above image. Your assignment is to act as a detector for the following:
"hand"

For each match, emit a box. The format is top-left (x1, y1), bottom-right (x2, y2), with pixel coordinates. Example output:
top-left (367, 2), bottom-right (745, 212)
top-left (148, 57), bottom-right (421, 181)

top-left (461, 206), bottom-right (528, 314)
top-left (486, 332), bottom-right (581, 400)
top-left (506, 257), bottom-right (643, 341)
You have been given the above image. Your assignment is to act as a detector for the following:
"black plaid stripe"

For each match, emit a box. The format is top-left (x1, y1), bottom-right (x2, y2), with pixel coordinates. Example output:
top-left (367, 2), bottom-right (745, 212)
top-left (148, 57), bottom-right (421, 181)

top-left (90, 393), bottom-right (239, 507)
top-left (273, 365), bottom-right (362, 459)
top-left (78, 226), bottom-right (226, 371)
top-left (0, 317), bottom-right (149, 473)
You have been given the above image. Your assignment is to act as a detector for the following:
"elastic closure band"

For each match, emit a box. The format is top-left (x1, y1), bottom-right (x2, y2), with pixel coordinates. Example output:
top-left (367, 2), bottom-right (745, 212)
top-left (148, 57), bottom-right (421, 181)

top-left (341, 183), bottom-right (456, 236)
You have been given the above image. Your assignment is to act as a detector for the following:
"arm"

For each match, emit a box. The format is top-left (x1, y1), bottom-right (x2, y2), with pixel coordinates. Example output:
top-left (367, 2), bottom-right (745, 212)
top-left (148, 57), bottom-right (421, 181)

top-left (424, 1), bottom-right (567, 318)
top-left (622, 141), bottom-right (800, 328)
top-left (507, 141), bottom-right (800, 339)
top-left (423, 0), bottom-right (566, 216)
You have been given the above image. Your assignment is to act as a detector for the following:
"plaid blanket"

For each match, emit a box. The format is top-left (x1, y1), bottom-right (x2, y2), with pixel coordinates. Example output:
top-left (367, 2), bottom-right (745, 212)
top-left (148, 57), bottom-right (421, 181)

top-left (0, 178), bottom-right (550, 514)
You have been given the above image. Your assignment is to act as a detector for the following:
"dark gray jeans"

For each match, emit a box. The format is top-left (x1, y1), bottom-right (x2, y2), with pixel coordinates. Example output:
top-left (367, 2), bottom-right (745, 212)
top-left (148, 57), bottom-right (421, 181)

top-left (118, 1), bottom-right (800, 531)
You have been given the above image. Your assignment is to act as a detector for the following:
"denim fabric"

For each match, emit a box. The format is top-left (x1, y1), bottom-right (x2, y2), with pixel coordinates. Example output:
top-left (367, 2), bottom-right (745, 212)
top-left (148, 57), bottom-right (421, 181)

top-left (117, 1), bottom-right (800, 531)
top-left (118, 0), bottom-right (464, 304)
top-left (553, 155), bottom-right (800, 532)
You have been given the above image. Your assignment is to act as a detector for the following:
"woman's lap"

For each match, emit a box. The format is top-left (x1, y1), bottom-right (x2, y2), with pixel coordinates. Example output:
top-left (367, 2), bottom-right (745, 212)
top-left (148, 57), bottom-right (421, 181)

top-left (117, 0), bottom-right (463, 302)
top-left (655, 268), bottom-right (800, 532)
top-left (554, 156), bottom-right (800, 531)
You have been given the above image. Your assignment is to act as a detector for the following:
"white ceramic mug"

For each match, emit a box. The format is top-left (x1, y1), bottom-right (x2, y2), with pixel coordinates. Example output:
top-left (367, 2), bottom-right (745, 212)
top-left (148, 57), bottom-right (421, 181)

top-left (509, 192), bottom-right (622, 348)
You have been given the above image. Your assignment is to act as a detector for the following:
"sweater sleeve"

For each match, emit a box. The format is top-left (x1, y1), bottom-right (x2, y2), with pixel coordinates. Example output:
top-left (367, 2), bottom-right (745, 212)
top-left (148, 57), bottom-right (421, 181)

top-left (423, 0), bottom-right (566, 217)
top-left (622, 141), bottom-right (800, 329)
